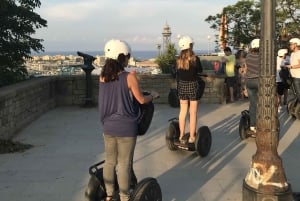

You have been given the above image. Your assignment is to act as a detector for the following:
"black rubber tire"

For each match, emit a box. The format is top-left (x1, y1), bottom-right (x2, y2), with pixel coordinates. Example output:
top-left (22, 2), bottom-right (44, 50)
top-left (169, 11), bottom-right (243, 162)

top-left (85, 162), bottom-right (137, 201)
top-left (168, 88), bottom-right (180, 108)
top-left (294, 103), bottom-right (300, 120)
top-left (165, 121), bottom-right (179, 151)
top-left (287, 99), bottom-right (296, 118)
top-left (84, 174), bottom-right (106, 201)
top-left (239, 116), bottom-right (248, 140)
top-left (195, 126), bottom-right (212, 157)
top-left (130, 177), bottom-right (162, 201)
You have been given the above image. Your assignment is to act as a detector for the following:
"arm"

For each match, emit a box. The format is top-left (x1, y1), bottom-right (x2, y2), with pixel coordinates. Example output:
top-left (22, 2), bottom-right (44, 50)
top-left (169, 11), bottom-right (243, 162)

top-left (127, 73), bottom-right (158, 104)
top-left (288, 58), bottom-right (300, 69)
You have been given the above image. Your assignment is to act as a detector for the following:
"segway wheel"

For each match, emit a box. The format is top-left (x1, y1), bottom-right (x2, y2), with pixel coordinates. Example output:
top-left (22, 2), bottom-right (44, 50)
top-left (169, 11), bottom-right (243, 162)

top-left (239, 116), bottom-right (249, 140)
top-left (195, 126), bottom-right (212, 157)
top-left (165, 120), bottom-right (179, 151)
top-left (294, 103), bottom-right (300, 120)
top-left (84, 171), bottom-right (106, 201)
top-left (130, 177), bottom-right (162, 201)
top-left (287, 99), bottom-right (296, 118)
top-left (168, 88), bottom-right (180, 108)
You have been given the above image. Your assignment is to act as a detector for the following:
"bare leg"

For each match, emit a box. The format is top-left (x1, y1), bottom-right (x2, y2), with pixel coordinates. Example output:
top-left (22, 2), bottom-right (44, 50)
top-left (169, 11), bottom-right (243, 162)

top-left (179, 100), bottom-right (188, 139)
top-left (230, 86), bottom-right (234, 102)
top-left (189, 100), bottom-right (198, 142)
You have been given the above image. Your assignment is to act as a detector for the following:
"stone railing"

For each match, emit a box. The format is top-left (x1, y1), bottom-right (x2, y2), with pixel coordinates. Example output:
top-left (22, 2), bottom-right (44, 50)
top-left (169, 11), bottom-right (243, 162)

top-left (0, 73), bottom-right (225, 140)
top-left (0, 77), bottom-right (56, 140)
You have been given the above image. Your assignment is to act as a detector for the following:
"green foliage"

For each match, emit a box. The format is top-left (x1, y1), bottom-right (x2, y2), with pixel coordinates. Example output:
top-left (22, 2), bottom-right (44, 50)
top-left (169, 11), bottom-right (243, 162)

top-left (156, 43), bottom-right (177, 74)
top-left (205, 0), bottom-right (261, 50)
top-left (0, 0), bottom-right (47, 87)
top-left (276, 0), bottom-right (300, 43)
top-left (205, 0), bottom-right (300, 49)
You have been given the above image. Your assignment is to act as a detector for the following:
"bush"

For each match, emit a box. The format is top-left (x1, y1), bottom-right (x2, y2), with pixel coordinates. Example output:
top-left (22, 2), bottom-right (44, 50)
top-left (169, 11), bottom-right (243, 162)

top-left (156, 43), bottom-right (177, 74)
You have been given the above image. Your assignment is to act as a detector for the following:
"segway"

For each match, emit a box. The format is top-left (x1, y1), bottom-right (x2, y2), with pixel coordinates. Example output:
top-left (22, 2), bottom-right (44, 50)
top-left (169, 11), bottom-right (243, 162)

top-left (85, 92), bottom-right (162, 201)
top-left (238, 110), bottom-right (257, 140)
top-left (165, 117), bottom-right (212, 157)
top-left (84, 161), bottom-right (162, 201)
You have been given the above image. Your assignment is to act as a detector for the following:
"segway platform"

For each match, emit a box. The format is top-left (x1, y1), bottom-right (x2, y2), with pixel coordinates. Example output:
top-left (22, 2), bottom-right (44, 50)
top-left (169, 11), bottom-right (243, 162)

top-left (165, 117), bottom-right (212, 157)
top-left (84, 160), bottom-right (162, 201)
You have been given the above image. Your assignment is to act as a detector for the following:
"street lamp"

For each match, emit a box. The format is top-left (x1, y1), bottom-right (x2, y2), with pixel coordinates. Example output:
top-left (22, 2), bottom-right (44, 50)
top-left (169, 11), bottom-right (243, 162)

top-left (207, 35), bottom-right (211, 55)
top-left (156, 44), bottom-right (161, 56)
top-left (242, 1), bottom-right (293, 200)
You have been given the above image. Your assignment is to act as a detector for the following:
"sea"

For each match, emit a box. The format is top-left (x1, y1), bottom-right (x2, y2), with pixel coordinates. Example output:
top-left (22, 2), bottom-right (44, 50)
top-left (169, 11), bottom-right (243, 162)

top-left (31, 50), bottom-right (208, 60)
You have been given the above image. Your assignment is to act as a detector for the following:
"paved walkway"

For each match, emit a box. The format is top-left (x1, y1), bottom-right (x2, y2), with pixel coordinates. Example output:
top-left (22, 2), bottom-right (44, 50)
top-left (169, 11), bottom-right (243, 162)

top-left (0, 101), bottom-right (299, 201)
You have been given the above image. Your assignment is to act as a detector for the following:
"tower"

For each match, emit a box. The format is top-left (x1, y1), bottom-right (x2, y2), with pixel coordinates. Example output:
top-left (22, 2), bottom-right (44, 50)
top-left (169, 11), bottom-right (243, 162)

top-left (162, 22), bottom-right (172, 52)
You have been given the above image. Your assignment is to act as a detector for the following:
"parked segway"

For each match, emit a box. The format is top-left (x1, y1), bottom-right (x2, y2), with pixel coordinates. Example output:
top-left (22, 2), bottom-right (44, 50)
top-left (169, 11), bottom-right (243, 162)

top-left (84, 92), bottom-right (161, 201)
top-left (238, 110), bottom-right (255, 140)
top-left (165, 117), bottom-right (212, 157)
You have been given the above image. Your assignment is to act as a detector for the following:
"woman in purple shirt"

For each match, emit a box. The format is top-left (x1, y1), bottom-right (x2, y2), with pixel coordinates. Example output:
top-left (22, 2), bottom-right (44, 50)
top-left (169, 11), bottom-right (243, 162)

top-left (99, 39), bottom-right (159, 201)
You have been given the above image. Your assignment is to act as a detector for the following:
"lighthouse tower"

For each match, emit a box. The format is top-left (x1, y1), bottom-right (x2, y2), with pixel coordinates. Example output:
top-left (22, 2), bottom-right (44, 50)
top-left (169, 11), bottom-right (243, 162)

top-left (162, 23), bottom-right (172, 52)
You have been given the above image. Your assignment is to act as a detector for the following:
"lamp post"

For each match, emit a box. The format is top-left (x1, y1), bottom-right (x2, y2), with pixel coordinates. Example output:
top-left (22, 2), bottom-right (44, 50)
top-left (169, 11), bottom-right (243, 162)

top-left (207, 35), bottom-right (211, 55)
top-left (242, 1), bottom-right (293, 200)
top-left (156, 44), bottom-right (161, 56)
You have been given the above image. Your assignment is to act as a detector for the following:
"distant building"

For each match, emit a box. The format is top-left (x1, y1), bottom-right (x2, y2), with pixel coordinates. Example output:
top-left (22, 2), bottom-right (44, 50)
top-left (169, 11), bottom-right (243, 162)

top-left (162, 22), bottom-right (172, 52)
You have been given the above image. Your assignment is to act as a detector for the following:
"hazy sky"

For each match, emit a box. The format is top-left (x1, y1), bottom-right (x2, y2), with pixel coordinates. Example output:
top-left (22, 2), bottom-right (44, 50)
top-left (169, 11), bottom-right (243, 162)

top-left (34, 0), bottom-right (237, 52)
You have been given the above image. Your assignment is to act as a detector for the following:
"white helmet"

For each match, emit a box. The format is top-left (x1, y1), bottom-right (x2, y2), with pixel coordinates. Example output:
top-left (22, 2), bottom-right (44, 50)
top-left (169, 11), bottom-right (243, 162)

top-left (250, 39), bottom-right (260, 49)
top-left (289, 38), bottom-right (300, 46)
top-left (278, 49), bottom-right (288, 57)
top-left (104, 39), bottom-right (131, 59)
top-left (178, 36), bottom-right (194, 50)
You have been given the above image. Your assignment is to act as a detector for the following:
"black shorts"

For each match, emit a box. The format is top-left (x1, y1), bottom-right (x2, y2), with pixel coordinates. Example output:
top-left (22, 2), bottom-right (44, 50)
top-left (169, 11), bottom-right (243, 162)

top-left (177, 80), bottom-right (199, 101)
top-left (226, 76), bottom-right (237, 87)
top-left (277, 82), bottom-right (285, 96)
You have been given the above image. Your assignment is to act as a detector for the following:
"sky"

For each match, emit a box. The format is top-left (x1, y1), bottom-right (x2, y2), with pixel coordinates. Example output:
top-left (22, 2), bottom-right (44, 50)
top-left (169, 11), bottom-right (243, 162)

top-left (34, 0), bottom-right (238, 52)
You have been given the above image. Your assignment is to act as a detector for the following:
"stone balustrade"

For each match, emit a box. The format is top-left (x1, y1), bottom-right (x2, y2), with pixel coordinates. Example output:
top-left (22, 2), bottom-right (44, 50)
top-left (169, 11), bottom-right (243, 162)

top-left (0, 73), bottom-right (226, 140)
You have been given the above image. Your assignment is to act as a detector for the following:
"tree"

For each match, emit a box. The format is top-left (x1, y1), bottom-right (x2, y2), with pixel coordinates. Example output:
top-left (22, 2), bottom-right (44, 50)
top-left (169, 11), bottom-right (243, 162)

top-left (156, 43), bottom-right (177, 74)
top-left (205, 0), bottom-right (261, 50)
top-left (276, 0), bottom-right (300, 40)
top-left (0, 0), bottom-right (47, 87)
top-left (205, 0), bottom-right (300, 50)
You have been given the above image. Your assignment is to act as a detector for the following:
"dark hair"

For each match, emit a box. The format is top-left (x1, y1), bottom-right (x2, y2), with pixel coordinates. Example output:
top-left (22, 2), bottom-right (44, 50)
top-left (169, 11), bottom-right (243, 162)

top-left (101, 59), bottom-right (122, 82)
top-left (235, 49), bottom-right (245, 58)
top-left (101, 53), bottom-right (131, 82)
top-left (224, 47), bottom-right (232, 52)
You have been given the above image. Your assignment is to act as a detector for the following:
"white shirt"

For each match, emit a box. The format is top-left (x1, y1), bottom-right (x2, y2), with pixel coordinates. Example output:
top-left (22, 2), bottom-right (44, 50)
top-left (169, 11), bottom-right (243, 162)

top-left (290, 50), bottom-right (300, 78)
top-left (276, 56), bottom-right (290, 82)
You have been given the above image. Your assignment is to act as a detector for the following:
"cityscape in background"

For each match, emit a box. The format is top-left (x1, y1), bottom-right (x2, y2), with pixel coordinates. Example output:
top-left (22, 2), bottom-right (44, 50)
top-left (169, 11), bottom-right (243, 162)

top-left (26, 23), bottom-right (212, 77)
top-left (26, 50), bottom-right (170, 77)
top-left (26, 49), bottom-right (210, 77)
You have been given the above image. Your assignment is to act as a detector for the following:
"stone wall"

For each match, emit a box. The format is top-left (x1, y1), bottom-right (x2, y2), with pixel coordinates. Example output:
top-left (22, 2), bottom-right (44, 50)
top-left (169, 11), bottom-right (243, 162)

top-left (0, 74), bottom-right (225, 140)
top-left (0, 77), bottom-right (56, 140)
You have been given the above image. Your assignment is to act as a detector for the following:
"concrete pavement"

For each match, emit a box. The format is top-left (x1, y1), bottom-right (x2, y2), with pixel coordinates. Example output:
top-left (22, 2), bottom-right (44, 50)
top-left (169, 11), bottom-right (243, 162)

top-left (0, 101), bottom-right (299, 201)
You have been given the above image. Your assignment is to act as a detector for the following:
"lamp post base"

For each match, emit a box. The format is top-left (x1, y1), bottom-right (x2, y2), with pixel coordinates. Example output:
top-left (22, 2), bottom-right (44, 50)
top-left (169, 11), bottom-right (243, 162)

top-left (243, 180), bottom-right (293, 201)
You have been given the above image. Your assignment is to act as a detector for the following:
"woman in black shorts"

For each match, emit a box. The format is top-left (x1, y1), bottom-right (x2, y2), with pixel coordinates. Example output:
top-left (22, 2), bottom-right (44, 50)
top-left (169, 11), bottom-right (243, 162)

top-left (176, 35), bottom-right (203, 143)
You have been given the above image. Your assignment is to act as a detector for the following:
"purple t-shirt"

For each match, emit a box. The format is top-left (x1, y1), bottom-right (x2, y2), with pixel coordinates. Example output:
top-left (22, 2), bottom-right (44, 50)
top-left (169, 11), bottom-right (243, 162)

top-left (99, 72), bottom-right (139, 137)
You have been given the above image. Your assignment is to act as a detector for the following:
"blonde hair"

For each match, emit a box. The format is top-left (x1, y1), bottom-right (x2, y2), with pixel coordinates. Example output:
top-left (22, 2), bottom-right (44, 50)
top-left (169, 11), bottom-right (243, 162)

top-left (177, 49), bottom-right (196, 70)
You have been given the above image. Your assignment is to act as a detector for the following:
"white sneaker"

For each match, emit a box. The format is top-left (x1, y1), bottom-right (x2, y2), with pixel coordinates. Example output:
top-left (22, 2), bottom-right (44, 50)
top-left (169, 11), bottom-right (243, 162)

top-left (278, 106), bottom-right (282, 113)
top-left (250, 126), bottom-right (256, 133)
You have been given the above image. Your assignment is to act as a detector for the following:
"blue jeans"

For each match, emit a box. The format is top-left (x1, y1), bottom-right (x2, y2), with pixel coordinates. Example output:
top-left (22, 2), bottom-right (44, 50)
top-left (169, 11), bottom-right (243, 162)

top-left (246, 78), bottom-right (259, 127)
top-left (292, 78), bottom-right (300, 101)
top-left (103, 134), bottom-right (136, 201)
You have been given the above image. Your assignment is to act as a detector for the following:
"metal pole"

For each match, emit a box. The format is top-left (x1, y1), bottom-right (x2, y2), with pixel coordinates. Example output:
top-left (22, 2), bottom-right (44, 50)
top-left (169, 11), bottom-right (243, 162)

top-left (242, 1), bottom-right (293, 200)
